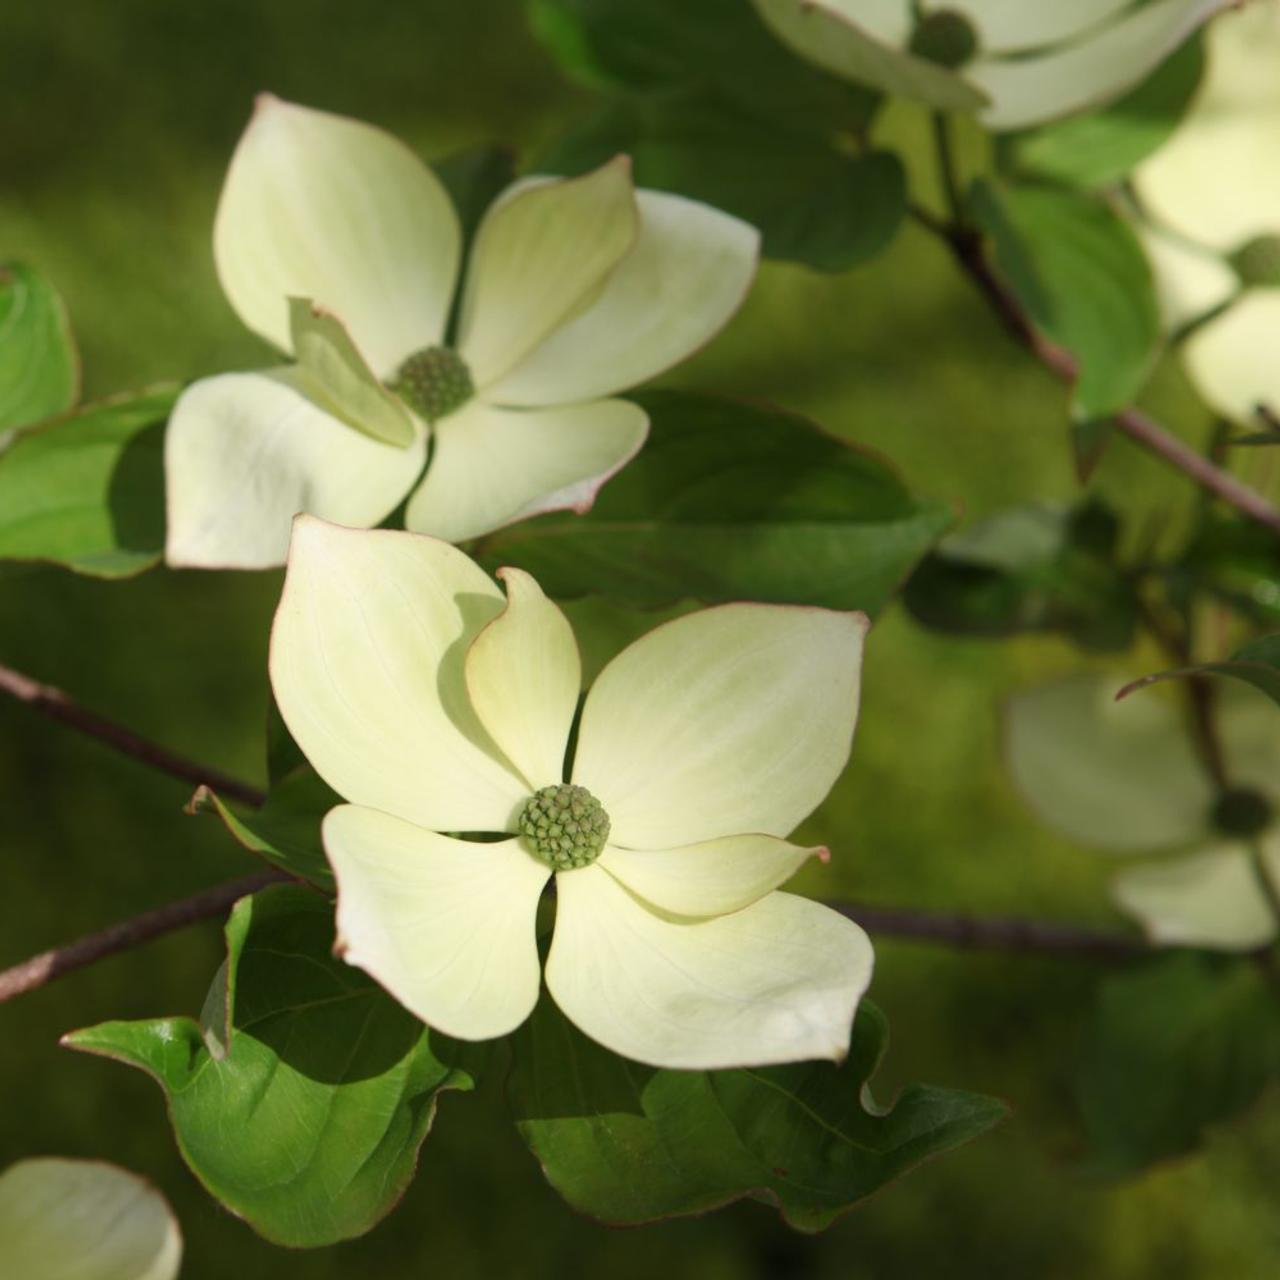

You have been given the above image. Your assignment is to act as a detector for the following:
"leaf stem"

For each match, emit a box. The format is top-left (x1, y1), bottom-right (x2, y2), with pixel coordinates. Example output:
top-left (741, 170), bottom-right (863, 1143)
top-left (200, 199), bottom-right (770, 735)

top-left (930, 111), bottom-right (967, 227)
top-left (0, 660), bottom-right (266, 807)
top-left (0, 871), bottom-right (290, 1004)
top-left (909, 213), bottom-right (1280, 537)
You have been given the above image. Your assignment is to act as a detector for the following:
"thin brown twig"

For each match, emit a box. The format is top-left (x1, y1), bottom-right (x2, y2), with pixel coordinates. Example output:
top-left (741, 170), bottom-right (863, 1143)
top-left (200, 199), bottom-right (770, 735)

top-left (0, 660), bottom-right (266, 807)
top-left (0, 879), bottom-right (1150, 1008)
top-left (0, 871), bottom-right (291, 1004)
top-left (927, 220), bottom-right (1280, 538)
top-left (833, 901), bottom-right (1147, 961)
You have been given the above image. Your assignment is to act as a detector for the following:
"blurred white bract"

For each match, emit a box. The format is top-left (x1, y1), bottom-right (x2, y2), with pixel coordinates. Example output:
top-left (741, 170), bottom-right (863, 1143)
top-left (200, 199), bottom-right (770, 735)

top-left (1006, 673), bottom-right (1280, 952)
top-left (1135, 1), bottom-right (1280, 425)
top-left (752, 0), bottom-right (1229, 131)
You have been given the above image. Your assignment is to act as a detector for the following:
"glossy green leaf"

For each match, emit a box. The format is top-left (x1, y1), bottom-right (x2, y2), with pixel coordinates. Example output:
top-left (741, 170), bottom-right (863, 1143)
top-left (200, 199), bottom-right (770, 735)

top-left (0, 386), bottom-right (173, 577)
top-left (66, 885), bottom-right (477, 1248)
top-left (972, 181), bottom-right (1159, 417)
top-left (527, 0), bottom-right (876, 134)
top-left (905, 500), bottom-right (1136, 650)
top-left (1003, 36), bottom-right (1205, 190)
top-left (476, 391), bottom-right (953, 616)
top-left (540, 91), bottom-right (905, 272)
top-left (1077, 952), bottom-right (1280, 1173)
top-left (510, 996), bottom-right (1006, 1228)
top-left (190, 767), bottom-right (339, 890)
top-left (1119, 633), bottom-right (1280, 708)
top-left (0, 261), bottom-right (78, 432)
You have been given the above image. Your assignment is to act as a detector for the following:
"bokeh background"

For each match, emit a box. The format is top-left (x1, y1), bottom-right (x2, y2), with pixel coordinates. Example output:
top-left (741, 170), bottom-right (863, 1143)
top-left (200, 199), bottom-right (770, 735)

top-left (3, 2), bottom-right (1279, 1276)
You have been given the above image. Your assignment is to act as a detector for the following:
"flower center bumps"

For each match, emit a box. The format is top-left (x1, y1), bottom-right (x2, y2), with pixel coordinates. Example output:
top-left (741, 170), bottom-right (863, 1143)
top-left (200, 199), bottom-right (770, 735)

top-left (392, 345), bottom-right (474, 422)
top-left (519, 784), bottom-right (611, 870)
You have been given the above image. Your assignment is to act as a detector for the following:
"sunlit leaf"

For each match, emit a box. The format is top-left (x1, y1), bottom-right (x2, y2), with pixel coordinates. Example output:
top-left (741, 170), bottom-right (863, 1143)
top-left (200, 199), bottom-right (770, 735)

top-left (0, 386), bottom-right (173, 577)
top-left (66, 885), bottom-right (478, 1248)
top-left (0, 261), bottom-right (78, 433)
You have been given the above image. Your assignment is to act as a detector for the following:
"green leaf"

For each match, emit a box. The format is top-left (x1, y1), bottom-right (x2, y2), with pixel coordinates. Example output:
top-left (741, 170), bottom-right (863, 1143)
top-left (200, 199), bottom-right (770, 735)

top-left (540, 90), bottom-right (905, 272)
top-left (1119, 633), bottom-right (1280, 708)
top-left (66, 885), bottom-right (477, 1248)
top-left (904, 500), bottom-right (1137, 650)
top-left (527, 0), bottom-right (876, 134)
top-left (190, 767), bottom-right (339, 890)
top-left (1077, 952), bottom-right (1280, 1173)
top-left (0, 261), bottom-right (78, 432)
top-left (0, 386), bottom-right (173, 577)
top-left (1003, 37), bottom-right (1205, 190)
top-left (475, 391), bottom-right (953, 616)
top-left (509, 996), bottom-right (1006, 1229)
top-left (971, 181), bottom-right (1158, 417)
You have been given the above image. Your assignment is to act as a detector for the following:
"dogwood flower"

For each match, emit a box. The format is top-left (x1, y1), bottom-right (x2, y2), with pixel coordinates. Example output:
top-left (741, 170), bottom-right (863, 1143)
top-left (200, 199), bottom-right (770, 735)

top-left (752, 0), bottom-right (1229, 132)
top-left (268, 517), bottom-right (873, 1069)
top-left (0, 1158), bottom-right (182, 1280)
top-left (164, 96), bottom-right (758, 569)
top-left (1134, 1), bottom-right (1280, 424)
top-left (1006, 673), bottom-right (1280, 951)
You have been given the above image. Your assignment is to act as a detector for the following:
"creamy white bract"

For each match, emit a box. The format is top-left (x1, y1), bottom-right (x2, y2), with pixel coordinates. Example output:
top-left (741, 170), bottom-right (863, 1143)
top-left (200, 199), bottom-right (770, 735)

top-left (0, 1159), bottom-right (182, 1280)
top-left (1135, 1), bottom-right (1280, 424)
top-left (1007, 673), bottom-right (1280, 952)
top-left (268, 516), bottom-right (874, 1069)
top-left (752, 0), bottom-right (1229, 131)
top-left (164, 96), bottom-right (759, 569)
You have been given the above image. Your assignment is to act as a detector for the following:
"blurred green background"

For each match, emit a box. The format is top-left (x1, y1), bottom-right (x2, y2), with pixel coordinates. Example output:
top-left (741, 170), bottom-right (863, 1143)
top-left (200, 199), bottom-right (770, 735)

top-left (3, 2), bottom-right (1279, 1276)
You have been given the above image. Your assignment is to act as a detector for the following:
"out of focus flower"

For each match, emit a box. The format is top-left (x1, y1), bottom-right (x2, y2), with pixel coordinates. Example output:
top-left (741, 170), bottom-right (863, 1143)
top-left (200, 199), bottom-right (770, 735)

top-left (1007, 672), bottom-right (1280, 951)
top-left (1135, 2), bottom-right (1280, 424)
top-left (752, 0), bottom-right (1228, 131)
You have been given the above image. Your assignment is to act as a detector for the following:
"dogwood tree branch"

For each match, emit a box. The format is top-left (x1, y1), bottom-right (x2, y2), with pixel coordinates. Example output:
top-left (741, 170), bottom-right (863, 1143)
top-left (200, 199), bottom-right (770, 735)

top-left (0, 870), bottom-right (291, 1004)
top-left (0, 877), bottom-right (1151, 1007)
top-left (912, 210), bottom-right (1280, 537)
top-left (833, 900), bottom-right (1147, 961)
top-left (0, 660), bottom-right (266, 807)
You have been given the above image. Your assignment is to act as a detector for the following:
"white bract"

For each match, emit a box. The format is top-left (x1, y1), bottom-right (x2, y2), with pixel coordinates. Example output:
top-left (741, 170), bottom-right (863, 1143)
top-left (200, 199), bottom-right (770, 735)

top-left (752, 0), bottom-right (1229, 131)
top-left (269, 516), bottom-right (873, 1069)
top-left (0, 1158), bottom-right (182, 1280)
top-left (164, 96), bottom-right (759, 569)
top-left (1006, 673), bottom-right (1280, 951)
top-left (1134, 1), bottom-right (1280, 424)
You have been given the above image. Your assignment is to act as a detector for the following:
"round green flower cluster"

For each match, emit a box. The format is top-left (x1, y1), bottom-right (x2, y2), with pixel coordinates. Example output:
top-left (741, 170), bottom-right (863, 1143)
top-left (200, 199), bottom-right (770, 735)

top-left (518, 784), bottom-right (612, 870)
top-left (392, 345), bottom-right (474, 422)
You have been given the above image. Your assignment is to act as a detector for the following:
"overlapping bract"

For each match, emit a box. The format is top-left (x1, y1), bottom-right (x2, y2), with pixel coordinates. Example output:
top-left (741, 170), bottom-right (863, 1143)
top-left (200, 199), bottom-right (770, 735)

top-left (165, 97), bottom-right (758, 568)
top-left (752, 0), bottom-right (1227, 131)
top-left (269, 517), bottom-right (873, 1069)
